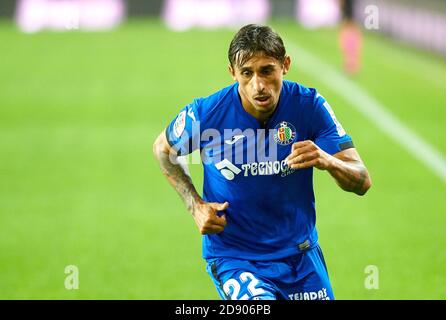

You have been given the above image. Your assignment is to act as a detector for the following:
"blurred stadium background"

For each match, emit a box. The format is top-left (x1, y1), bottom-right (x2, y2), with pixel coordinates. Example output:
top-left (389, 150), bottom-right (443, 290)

top-left (0, 0), bottom-right (445, 299)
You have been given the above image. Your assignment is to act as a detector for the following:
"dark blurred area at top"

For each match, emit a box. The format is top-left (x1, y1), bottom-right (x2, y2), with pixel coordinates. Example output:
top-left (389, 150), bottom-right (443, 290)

top-left (1, 0), bottom-right (164, 17)
top-left (3, 0), bottom-right (446, 18)
top-left (1, 0), bottom-right (445, 57)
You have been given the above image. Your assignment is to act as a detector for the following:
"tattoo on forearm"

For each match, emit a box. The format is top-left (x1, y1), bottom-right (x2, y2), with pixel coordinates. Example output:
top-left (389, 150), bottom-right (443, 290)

top-left (345, 163), bottom-right (367, 193)
top-left (332, 160), bottom-right (368, 194)
top-left (158, 152), bottom-right (199, 214)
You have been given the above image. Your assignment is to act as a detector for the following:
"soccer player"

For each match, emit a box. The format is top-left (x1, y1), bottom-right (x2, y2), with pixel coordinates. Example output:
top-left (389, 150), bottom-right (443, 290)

top-left (339, 0), bottom-right (363, 75)
top-left (153, 24), bottom-right (371, 300)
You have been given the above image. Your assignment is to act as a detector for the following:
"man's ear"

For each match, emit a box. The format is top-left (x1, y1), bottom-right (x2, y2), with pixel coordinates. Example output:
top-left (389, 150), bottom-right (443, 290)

top-left (228, 64), bottom-right (237, 81)
top-left (282, 55), bottom-right (291, 75)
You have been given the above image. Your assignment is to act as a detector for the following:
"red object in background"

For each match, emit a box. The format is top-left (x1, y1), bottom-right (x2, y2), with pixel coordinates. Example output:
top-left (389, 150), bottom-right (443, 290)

top-left (339, 21), bottom-right (363, 76)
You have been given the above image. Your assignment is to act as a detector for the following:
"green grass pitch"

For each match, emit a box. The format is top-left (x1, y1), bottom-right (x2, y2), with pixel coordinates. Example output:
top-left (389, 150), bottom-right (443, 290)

top-left (0, 19), bottom-right (445, 299)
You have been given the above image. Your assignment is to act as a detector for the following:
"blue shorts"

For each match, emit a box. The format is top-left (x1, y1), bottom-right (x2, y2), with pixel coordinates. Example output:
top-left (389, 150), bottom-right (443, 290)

top-left (206, 245), bottom-right (334, 300)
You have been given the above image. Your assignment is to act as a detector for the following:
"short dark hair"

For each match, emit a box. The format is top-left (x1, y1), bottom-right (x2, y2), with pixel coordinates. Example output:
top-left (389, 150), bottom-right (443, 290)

top-left (228, 24), bottom-right (286, 68)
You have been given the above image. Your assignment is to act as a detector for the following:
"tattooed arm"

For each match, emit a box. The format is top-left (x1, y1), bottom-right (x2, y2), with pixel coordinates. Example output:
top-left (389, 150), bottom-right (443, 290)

top-left (152, 131), bottom-right (228, 234)
top-left (326, 148), bottom-right (371, 195)
top-left (286, 141), bottom-right (371, 196)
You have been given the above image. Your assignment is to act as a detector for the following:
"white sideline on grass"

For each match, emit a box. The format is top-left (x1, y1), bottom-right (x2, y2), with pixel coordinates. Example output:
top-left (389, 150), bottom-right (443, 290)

top-left (286, 40), bottom-right (446, 184)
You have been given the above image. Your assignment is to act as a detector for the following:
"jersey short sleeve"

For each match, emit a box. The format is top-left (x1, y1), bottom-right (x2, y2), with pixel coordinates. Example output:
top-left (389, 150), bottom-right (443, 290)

top-left (165, 99), bottom-right (202, 155)
top-left (311, 92), bottom-right (354, 155)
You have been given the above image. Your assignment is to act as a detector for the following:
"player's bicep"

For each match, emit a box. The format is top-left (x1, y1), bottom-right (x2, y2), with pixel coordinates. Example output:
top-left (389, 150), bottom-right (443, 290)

top-left (333, 147), bottom-right (362, 163)
top-left (153, 129), bottom-right (175, 156)
top-left (312, 92), bottom-right (353, 155)
top-left (165, 101), bottom-right (201, 155)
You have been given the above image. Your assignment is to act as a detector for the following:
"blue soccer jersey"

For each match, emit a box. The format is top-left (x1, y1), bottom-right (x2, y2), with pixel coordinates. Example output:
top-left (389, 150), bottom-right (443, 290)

top-left (165, 80), bottom-right (353, 261)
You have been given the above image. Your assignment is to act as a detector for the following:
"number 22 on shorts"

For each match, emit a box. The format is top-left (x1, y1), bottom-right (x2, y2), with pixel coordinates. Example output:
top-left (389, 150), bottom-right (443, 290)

top-left (222, 272), bottom-right (266, 300)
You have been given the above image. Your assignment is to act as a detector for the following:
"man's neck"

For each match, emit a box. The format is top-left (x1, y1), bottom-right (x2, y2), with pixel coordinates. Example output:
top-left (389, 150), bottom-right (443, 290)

top-left (239, 93), bottom-right (276, 125)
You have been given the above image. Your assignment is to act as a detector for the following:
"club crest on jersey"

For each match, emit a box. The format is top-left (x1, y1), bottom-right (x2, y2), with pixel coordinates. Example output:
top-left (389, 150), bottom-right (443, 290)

top-left (273, 121), bottom-right (296, 145)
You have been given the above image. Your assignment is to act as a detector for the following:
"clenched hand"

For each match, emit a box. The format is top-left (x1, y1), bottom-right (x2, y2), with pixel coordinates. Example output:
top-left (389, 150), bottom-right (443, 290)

top-left (286, 140), bottom-right (332, 170)
top-left (192, 201), bottom-right (229, 235)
